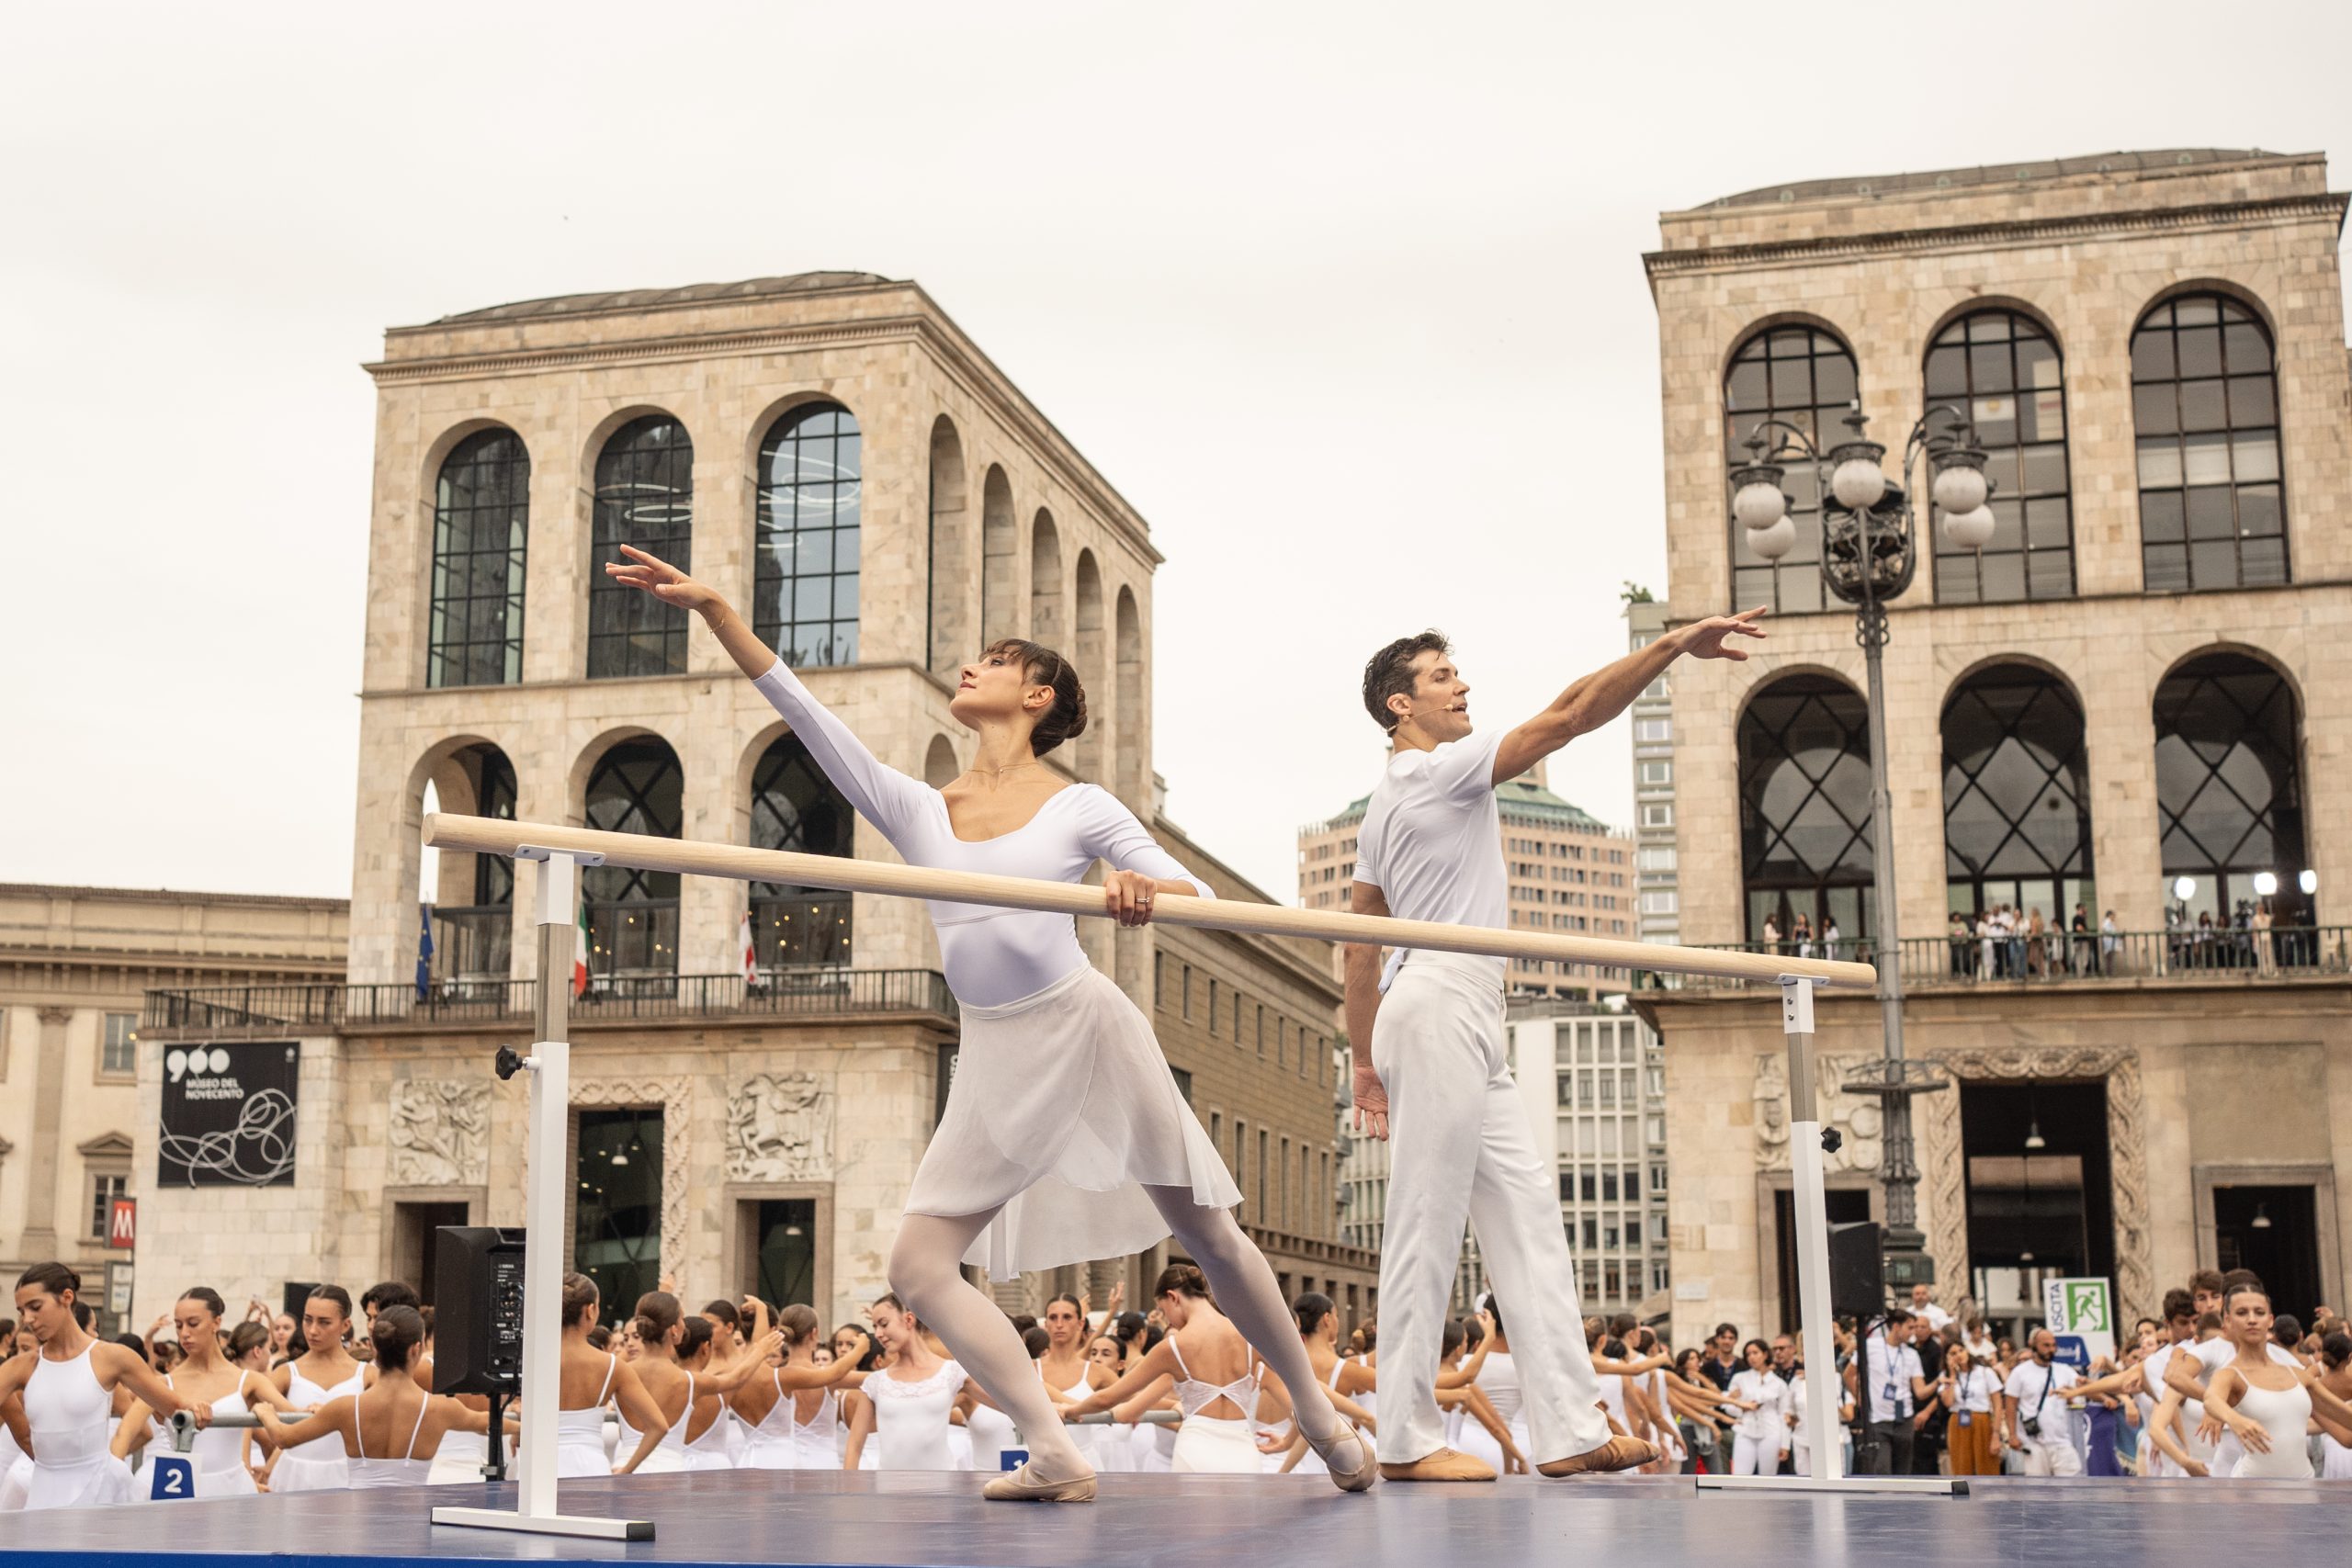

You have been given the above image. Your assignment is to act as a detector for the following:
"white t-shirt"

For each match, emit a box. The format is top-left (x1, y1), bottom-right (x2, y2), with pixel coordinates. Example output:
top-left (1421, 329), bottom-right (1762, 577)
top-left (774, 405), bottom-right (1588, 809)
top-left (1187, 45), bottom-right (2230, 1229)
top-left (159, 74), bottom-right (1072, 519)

top-left (1862, 1331), bottom-right (1921, 1421)
top-left (1948, 1365), bottom-right (1999, 1413)
top-left (1351, 729), bottom-right (1508, 982)
top-left (2003, 1359), bottom-right (2079, 1443)
top-left (1914, 1301), bottom-right (1954, 1333)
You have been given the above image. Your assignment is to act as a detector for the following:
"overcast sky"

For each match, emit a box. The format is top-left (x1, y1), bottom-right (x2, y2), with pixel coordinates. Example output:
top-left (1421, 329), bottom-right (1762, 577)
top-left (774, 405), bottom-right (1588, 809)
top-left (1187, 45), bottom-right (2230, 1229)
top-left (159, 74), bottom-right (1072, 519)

top-left (6, 2), bottom-right (2348, 906)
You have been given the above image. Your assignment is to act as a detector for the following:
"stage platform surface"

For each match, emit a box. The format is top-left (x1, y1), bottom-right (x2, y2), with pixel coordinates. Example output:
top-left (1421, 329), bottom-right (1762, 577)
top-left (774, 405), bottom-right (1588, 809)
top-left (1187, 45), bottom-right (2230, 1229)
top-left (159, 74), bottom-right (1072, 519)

top-left (4, 1470), bottom-right (2345, 1568)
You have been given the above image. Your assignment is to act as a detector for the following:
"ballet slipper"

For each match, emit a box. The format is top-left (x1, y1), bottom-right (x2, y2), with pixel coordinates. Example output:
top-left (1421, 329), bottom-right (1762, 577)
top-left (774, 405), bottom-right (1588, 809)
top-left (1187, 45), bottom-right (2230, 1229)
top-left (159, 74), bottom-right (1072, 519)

top-left (981, 1459), bottom-right (1098, 1503)
top-left (1537, 1435), bottom-right (1658, 1478)
top-left (1377, 1447), bottom-right (1497, 1483)
top-left (1304, 1422), bottom-right (1379, 1493)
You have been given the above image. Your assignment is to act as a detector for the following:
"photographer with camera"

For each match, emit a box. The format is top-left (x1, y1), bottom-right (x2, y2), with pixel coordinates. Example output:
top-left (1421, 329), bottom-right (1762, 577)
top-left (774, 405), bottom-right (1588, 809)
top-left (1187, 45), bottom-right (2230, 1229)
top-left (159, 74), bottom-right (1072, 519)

top-left (2003, 1327), bottom-right (2082, 1476)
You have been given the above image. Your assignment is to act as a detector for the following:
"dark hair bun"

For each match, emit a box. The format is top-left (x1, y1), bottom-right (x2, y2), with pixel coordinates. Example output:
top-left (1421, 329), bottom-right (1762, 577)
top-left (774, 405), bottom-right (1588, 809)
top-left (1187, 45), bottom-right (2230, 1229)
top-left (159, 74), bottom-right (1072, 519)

top-left (986, 638), bottom-right (1088, 757)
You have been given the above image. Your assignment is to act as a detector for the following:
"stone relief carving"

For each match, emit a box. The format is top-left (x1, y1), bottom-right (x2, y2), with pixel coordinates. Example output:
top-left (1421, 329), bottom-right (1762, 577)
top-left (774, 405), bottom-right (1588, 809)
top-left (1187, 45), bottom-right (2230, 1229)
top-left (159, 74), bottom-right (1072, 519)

top-left (1917, 1046), bottom-right (2154, 1324)
top-left (1751, 1053), bottom-right (1884, 1176)
top-left (571, 1077), bottom-right (693, 1269)
top-left (727, 1073), bottom-right (833, 1182)
top-left (387, 1079), bottom-right (490, 1187)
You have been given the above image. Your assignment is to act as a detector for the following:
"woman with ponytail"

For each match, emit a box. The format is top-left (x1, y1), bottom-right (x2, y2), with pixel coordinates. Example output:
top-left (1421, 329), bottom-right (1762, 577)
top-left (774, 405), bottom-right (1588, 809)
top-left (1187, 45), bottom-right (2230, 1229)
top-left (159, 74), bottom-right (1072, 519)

top-left (551, 1274), bottom-right (670, 1477)
top-left (728, 1302), bottom-right (867, 1470)
top-left (608, 547), bottom-right (1371, 1501)
top-left (266, 1286), bottom-right (364, 1493)
top-left (254, 1307), bottom-right (507, 1489)
top-left (110, 1286), bottom-right (300, 1495)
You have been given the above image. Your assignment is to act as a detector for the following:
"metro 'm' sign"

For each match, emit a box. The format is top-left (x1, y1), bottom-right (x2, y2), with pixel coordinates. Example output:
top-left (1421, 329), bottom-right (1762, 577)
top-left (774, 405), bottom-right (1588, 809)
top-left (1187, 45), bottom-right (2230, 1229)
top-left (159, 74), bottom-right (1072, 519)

top-left (108, 1197), bottom-right (136, 1249)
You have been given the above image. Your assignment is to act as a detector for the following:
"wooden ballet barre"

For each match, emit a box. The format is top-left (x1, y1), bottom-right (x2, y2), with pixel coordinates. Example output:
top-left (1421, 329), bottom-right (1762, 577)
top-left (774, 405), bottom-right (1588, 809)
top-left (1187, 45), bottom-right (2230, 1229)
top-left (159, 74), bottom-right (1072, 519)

top-left (424, 814), bottom-right (1875, 989)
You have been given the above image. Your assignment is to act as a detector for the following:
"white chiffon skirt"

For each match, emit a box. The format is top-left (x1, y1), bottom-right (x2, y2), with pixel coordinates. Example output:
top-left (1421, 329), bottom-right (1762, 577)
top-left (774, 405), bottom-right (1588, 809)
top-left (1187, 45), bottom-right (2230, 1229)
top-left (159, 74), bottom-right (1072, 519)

top-left (909, 964), bottom-right (1240, 1278)
top-left (1171, 1416), bottom-right (1263, 1473)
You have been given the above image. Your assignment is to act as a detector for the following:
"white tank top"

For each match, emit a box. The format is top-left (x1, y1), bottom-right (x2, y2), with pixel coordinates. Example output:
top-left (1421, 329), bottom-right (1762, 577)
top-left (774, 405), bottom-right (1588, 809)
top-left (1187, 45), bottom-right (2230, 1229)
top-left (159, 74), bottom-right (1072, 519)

top-left (2229, 1377), bottom-right (2315, 1480)
top-left (1478, 1351), bottom-right (1524, 1428)
top-left (350, 1396), bottom-right (433, 1489)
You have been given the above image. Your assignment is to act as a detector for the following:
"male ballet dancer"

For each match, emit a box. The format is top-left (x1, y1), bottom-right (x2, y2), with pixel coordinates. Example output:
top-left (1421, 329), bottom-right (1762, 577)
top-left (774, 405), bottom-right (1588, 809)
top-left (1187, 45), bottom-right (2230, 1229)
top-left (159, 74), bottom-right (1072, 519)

top-left (1348, 610), bottom-right (1765, 1481)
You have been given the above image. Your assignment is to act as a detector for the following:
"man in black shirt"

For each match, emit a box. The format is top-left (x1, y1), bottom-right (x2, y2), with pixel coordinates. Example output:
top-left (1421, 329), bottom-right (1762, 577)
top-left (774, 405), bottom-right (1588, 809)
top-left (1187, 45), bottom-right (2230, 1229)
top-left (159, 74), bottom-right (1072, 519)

top-left (1702, 1322), bottom-right (1740, 1391)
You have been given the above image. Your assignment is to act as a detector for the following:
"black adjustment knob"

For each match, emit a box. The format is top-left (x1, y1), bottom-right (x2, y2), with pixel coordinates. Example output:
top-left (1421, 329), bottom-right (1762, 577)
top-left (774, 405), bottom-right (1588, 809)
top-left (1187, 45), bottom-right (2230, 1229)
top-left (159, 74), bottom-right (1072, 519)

top-left (1820, 1127), bottom-right (1844, 1154)
top-left (493, 1045), bottom-right (525, 1081)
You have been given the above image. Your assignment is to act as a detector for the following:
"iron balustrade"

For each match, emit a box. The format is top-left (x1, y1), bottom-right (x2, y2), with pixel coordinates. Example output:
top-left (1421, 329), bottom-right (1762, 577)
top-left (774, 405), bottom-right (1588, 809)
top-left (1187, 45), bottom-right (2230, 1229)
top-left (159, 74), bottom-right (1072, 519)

top-left (1634, 927), bottom-right (2349, 991)
top-left (143, 968), bottom-right (955, 1032)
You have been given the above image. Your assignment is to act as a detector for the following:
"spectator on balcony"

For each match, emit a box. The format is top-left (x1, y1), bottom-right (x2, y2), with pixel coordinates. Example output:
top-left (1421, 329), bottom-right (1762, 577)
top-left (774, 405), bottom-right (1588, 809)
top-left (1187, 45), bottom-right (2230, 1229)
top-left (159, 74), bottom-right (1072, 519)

top-left (1820, 915), bottom-right (1842, 963)
top-left (1792, 912), bottom-right (1813, 961)
top-left (1948, 910), bottom-right (1972, 977)
top-left (2071, 903), bottom-right (2098, 976)
top-left (2101, 910), bottom-right (2120, 971)
top-left (2252, 899), bottom-right (2277, 977)
top-left (1761, 915), bottom-right (1782, 955)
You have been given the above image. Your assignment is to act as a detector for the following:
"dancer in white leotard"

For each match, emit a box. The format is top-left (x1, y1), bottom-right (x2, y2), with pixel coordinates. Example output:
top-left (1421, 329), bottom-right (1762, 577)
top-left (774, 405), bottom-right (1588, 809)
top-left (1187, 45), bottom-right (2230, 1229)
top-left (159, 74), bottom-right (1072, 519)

top-left (1345, 623), bottom-right (1757, 1480)
top-left (2202, 1287), bottom-right (2352, 1480)
top-left (1035, 1294), bottom-right (1114, 1464)
top-left (1067, 1266), bottom-right (1266, 1473)
top-left (606, 546), bottom-right (1373, 1501)
top-left (267, 1286), bottom-right (366, 1493)
top-left (842, 1296), bottom-right (976, 1472)
top-left (620, 1292), bottom-right (769, 1475)
top-left (727, 1303), bottom-right (862, 1470)
top-left (254, 1308), bottom-right (503, 1492)
top-left (4, 1265), bottom-right (205, 1509)
top-left (111, 1287), bottom-right (299, 1496)
top-left (552, 1274), bottom-right (669, 1477)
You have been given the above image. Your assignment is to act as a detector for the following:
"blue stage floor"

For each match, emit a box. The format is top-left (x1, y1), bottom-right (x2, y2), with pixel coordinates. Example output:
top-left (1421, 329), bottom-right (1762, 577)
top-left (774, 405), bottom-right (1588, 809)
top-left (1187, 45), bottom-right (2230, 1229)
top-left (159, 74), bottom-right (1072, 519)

top-left (3, 1471), bottom-right (2345, 1568)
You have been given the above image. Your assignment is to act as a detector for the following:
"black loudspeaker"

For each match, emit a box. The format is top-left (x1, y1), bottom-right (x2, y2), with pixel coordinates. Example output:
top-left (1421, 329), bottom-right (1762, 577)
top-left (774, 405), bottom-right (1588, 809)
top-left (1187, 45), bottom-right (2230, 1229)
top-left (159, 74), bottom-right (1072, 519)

top-left (1827, 1221), bottom-right (1887, 1320)
top-left (432, 1226), bottom-right (526, 1396)
top-left (280, 1280), bottom-right (322, 1355)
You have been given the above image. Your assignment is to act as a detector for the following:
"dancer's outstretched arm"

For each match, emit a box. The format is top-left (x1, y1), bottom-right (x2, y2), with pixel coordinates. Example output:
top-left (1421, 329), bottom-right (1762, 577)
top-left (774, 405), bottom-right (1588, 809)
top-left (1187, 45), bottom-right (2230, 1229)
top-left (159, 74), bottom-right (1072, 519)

top-left (1488, 608), bottom-right (1767, 785)
top-left (605, 545), bottom-right (931, 845)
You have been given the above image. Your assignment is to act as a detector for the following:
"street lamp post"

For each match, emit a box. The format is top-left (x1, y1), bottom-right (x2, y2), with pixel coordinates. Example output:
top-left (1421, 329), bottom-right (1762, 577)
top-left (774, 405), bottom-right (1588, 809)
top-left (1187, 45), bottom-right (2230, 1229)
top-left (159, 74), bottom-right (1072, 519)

top-left (1730, 406), bottom-right (1988, 1291)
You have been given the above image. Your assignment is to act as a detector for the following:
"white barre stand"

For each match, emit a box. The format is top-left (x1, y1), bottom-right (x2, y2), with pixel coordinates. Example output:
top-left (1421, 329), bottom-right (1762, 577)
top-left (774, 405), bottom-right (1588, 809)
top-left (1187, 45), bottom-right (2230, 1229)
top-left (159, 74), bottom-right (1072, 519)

top-left (432, 849), bottom-right (651, 1542)
top-left (1694, 976), bottom-right (1965, 1498)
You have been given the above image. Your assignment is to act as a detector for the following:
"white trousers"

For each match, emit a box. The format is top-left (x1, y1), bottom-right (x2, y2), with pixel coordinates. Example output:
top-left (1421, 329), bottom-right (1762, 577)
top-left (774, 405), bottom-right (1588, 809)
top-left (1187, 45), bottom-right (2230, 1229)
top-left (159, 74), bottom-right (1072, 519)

top-left (1373, 953), bottom-right (1608, 1466)
top-left (2018, 1436), bottom-right (2082, 1476)
top-left (1731, 1431), bottom-right (1783, 1475)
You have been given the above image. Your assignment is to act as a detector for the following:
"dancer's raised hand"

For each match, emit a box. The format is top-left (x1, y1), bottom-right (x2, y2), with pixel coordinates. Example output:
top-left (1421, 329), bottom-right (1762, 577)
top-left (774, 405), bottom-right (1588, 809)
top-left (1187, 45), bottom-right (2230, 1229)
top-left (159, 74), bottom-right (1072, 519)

top-left (1678, 605), bottom-right (1769, 661)
top-left (605, 544), bottom-right (722, 614)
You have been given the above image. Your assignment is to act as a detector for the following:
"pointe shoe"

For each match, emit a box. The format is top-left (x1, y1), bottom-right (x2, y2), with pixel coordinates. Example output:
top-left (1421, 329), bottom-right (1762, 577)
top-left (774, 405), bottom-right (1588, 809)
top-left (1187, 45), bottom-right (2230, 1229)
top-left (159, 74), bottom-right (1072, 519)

top-left (981, 1460), bottom-right (1098, 1503)
top-left (1537, 1435), bottom-right (1658, 1478)
top-left (1305, 1422), bottom-right (1379, 1493)
top-left (1378, 1447), bottom-right (1497, 1483)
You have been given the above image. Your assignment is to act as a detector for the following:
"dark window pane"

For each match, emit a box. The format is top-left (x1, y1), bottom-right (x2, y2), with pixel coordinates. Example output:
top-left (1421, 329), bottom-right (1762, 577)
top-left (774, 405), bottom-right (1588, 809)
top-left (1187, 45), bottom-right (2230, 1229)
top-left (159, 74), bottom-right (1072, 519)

top-left (2133, 382), bottom-right (2177, 436)
top-left (2131, 330), bottom-right (2174, 382)
top-left (1814, 355), bottom-right (1856, 407)
top-left (2236, 485), bottom-right (2283, 537)
top-left (2140, 491), bottom-right (2185, 543)
top-left (2226, 376), bottom-right (2275, 426)
top-left (2239, 536), bottom-right (2289, 584)
top-left (2173, 298), bottom-right (2220, 327)
top-left (2144, 542), bottom-right (2189, 592)
top-left (1979, 551), bottom-right (2027, 602)
top-left (2189, 539), bottom-right (2238, 588)
top-left (2185, 487), bottom-right (2234, 540)
top-left (2026, 498), bottom-right (2070, 549)
top-left (1925, 345), bottom-right (1967, 396)
top-left (2179, 380), bottom-right (2228, 433)
top-left (2222, 321), bottom-right (2272, 372)
top-left (2019, 444), bottom-right (2068, 495)
top-left (2177, 327), bottom-right (2222, 378)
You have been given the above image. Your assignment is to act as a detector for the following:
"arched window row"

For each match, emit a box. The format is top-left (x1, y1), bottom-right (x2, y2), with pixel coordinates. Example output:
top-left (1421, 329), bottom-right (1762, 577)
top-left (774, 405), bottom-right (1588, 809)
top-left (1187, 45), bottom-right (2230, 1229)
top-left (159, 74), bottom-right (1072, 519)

top-left (1739, 648), bottom-right (2311, 947)
top-left (1719, 287), bottom-right (2290, 615)
top-left (422, 402), bottom-right (866, 689)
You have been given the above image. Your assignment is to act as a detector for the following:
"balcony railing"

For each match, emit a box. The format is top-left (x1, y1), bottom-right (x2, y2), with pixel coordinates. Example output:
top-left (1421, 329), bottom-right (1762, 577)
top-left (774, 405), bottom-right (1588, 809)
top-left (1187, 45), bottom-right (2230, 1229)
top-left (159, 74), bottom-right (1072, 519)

top-left (142, 968), bottom-right (956, 1032)
top-left (1635, 927), bottom-right (2351, 993)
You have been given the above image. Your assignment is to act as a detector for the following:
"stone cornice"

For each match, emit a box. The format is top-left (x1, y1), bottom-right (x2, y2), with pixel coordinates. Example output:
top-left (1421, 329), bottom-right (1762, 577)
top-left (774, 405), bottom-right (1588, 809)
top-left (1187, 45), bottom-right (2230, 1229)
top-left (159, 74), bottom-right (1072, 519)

top-left (1643, 192), bottom-right (2351, 284)
top-left (361, 296), bottom-right (1164, 568)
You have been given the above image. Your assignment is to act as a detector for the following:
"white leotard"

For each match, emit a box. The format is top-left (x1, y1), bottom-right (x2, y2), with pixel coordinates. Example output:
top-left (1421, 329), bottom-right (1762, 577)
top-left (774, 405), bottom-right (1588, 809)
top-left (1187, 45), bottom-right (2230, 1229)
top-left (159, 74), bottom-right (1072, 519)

top-left (739, 1371), bottom-right (802, 1470)
top-left (790, 1386), bottom-right (842, 1470)
top-left (860, 1361), bottom-right (967, 1470)
top-left (614, 1370), bottom-right (688, 1474)
top-left (682, 1380), bottom-right (737, 1472)
top-left (2227, 1375), bottom-right (2314, 1480)
top-left (164, 1375), bottom-right (259, 1497)
top-left (555, 1357), bottom-right (616, 1478)
top-left (275, 1361), bottom-right (365, 1492)
top-left (350, 1397), bottom-right (433, 1490)
top-left (752, 661), bottom-right (1211, 1007)
top-left (22, 1344), bottom-right (135, 1509)
top-left (1042, 1359), bottom-right (1097, 1457)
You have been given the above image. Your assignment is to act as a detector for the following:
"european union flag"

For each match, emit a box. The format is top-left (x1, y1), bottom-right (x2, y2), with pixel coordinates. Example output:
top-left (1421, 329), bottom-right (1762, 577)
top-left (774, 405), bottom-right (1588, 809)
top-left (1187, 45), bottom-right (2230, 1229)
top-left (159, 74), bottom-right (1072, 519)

top-left (415, 904), bottom-right (435, 1000)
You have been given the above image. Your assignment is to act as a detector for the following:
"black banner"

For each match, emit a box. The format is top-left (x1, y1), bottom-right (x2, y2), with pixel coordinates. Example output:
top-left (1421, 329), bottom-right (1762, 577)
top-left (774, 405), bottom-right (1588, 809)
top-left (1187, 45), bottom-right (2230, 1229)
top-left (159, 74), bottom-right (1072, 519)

top-left (157, 1042), bottom-right (300, 1187)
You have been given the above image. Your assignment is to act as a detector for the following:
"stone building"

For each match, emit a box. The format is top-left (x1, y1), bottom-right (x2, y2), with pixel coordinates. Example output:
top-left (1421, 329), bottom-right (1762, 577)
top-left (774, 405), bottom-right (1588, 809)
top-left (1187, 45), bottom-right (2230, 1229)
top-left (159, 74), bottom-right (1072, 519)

top-left (1636, 150), bottom-right (2352, 1346)
top-left (1625, 596), bottom-right (1682, 945)
top-left (131, 272), bottom-right (1365, 1330)
top-left (0, 884), bottom-right (345, 1332)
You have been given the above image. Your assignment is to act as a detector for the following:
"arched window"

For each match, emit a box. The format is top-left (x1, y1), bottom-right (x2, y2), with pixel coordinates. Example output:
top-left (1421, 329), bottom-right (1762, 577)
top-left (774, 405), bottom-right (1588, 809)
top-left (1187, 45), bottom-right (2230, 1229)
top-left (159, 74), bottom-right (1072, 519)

top-left (1724, 325), bottom-right (1859, 615)
top-left (1738, 674), bottom-right (1873, 942)
top-left (2132, 295), bottom-right (2287, 592)
top-left (980, 466), bottom-right (1017, 643)
top-left (927, 416), bottom-right (971, 678)
top-left (749, 734), bottom-right (855, 969)
top-left (588, 416), bottom-right (694, 679)
top-left (2154, 652), bottom-right (2308, 928)
top-left (1925, 310), bottom-right (2074, 603)
top-left (423, 742), bottom-right (518, 985)
top-left (1941, 666), bottom-right (2092, 932)
top-left (427, 430), bottom-right (529, 688)
top-left (582, 739), bottom-right (683, 980)
top-left (755, 403), bottom-right (861, 666)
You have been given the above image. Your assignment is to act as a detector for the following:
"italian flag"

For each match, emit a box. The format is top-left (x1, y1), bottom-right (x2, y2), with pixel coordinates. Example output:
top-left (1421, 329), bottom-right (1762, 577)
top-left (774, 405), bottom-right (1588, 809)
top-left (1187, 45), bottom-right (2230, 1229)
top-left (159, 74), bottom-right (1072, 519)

top-left (741, 910), bottom-right (762, 991)
top-left (574, 903), bottom-right (592, 998)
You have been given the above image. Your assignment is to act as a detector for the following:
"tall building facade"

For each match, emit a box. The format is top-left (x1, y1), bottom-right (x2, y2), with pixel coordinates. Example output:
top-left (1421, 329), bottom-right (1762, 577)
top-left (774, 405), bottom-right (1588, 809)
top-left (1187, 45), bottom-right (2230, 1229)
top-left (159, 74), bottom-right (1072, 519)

top-left (0, 884), bottom-right (345, 1331)
top-left (1626, 596), bottom-right (1681, 945)
top-left (1637, 150), bottom-right (2352, 1347)
top-left (1298, 762), bottom-right (1635, 1002)
top-left (129, 273), bottom-right (1363, 1328)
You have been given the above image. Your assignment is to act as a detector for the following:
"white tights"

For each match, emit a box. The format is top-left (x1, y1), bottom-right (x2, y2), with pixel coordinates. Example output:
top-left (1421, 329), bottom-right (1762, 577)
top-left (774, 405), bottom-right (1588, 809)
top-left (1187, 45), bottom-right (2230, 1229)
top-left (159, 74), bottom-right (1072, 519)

top-left (889, 1186), bottom-right (1344, 1478)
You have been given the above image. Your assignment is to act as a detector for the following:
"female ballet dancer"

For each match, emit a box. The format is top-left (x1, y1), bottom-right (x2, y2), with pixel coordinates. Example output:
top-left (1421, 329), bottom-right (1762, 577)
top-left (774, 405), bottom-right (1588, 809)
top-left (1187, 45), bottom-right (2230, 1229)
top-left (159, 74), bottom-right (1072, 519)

top-left (1724, 1339), bottom-right (1788, 1476)
top-left (254, 1308), bottom-right (506, 1490)
top-left (1062, 1266), bottom-right (1263, 1473)
top-left (1, 1266), bottom-right (201, 1510)
top-left (552, 1274), bottom-right (669, 1477)
top-left (605, 545), bottom-right (1372, 1500)
top-left (267, 1286), bottom-right (365, 1493)
top-left (730, 1303), bottom-right (865, 1470)
top-left (111, 1288), bottom-right (300, 1495)
top-left (1035, 1293), bottom-right (1116, 1467)
top-left (620, 1293), bottom-right (777, 1474)
top-left (842, 1295), bottom-right (982, 1472)
top-left (2201, 1287), bottom-right (2352, 1479)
